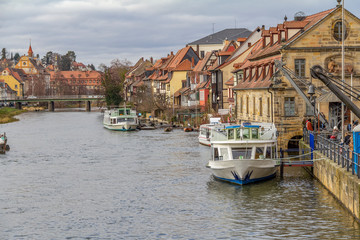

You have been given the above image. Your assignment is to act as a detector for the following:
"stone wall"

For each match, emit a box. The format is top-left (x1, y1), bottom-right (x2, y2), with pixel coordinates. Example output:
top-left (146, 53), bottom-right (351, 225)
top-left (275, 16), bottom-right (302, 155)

top-left (300, 140), bottom-right (360, 220)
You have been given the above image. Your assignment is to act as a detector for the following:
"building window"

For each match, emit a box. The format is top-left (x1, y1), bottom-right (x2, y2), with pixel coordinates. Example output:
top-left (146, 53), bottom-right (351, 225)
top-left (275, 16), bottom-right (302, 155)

top-left (333, 21), bottom-right (348, 41)
top-left (246, 96), bottom-right (249, 114)
top-left (259, 97), bottom-right (262, 116)
top-left (239, 95), bottom-right (243, 113)
top-left (200, 51), bottom-right (205, 59)
top-left (15, 84), bottom-right (18, 89)
top-left (295, 59), bottom-right (305, 78)
top-left (284, 97), bottom-right (296, 116)
top-left (253, 97), bottom-right (255, 115)
top-left (267, 97), bottom-right (271, 116)
top-left (23, 62), bottom-right (26, 66)
top-left (182, 80), bottom-right (186, 88)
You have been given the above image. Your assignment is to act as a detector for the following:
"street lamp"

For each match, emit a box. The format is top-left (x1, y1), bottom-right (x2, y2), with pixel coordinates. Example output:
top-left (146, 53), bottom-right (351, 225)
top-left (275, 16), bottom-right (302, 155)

top-left (216, 96), bottom-right (220, 113)
top-left (308, 84), bottom-right (316, 132)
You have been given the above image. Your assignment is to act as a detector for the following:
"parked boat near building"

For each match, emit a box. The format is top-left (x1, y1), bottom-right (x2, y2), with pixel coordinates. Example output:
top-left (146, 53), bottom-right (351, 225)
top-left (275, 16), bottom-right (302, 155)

top-left (198, 118), bottom-right (230, 146)
top-left (103, 107), bottom-right (139, 131)
top-left (206, 123), bottom-right (279, 185)
top-left (0, 132), bottom-right (9, 153)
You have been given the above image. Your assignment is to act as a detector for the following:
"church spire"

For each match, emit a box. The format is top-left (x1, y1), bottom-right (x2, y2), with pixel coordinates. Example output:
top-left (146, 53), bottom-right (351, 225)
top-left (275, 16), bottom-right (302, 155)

top-left (28, 40), bottom-right (33, 58)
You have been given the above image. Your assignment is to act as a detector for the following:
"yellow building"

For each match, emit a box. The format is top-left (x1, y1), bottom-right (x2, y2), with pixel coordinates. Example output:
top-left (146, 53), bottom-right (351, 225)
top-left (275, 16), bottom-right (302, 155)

top-left (15, 44), bottom-right (42, 74)
top-left (169, 59), bottom-right (192, 105)
top-left (0, 68), bottom-right (25, 97)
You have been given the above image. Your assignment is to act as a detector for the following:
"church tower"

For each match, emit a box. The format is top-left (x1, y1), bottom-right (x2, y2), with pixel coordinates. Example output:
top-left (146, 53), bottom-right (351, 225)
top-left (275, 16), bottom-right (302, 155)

top-left (28, 43), bottom-right (33, 58)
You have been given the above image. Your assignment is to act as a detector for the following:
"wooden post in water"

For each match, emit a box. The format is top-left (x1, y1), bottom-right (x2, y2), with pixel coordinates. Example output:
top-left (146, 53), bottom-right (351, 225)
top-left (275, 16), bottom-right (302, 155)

top-left (48, 101), bottom-right (55, 111)
top-left (85, 101), bottom-right (91, 112)
top-left (15, 102), bottom-right (22, 110)
top-left (280, 148), bottom-right (284, 177)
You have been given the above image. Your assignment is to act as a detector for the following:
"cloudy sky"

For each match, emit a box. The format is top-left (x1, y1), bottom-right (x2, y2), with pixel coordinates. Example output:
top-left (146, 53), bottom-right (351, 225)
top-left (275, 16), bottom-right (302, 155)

top-left (0, 0), bottom-right (358, 69)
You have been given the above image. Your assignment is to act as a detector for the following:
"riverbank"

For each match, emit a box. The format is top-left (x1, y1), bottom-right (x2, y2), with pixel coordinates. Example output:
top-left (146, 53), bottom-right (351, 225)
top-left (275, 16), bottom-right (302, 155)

top-left (0, 107), bottom-right (26, 124)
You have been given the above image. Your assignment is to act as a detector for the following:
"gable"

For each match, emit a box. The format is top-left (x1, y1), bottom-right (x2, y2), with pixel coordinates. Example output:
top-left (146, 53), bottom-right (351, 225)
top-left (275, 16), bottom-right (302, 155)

top-left (285, 7), bottom-right (360, 49)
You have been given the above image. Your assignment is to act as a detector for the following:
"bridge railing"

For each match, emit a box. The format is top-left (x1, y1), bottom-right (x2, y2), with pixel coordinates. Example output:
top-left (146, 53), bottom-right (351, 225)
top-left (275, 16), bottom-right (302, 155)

top-left (303, 129), bottom-right (360, 178)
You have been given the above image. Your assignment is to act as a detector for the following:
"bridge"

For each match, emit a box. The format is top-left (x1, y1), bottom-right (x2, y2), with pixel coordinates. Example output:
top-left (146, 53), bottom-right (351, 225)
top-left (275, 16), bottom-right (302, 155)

top-left (8, 95), bottom-right (105, 112)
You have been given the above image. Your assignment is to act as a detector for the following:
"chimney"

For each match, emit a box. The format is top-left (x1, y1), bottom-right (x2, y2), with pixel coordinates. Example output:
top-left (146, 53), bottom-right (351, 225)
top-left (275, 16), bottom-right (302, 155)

top-left (261, 25), bottom-right (265, 30)
top-left (150, 57), bottom-right (153, 64)
top-left (191, 57), bottom-right (194, 68)
top-left (171, 51), bottom-right (174, 56)
top-left (248, 42), bottom-right (251, 48)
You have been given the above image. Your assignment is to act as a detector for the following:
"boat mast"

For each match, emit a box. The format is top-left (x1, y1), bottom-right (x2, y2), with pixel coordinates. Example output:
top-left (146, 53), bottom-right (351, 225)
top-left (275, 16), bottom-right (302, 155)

top-left (341, 0), bottom-right (345, 141)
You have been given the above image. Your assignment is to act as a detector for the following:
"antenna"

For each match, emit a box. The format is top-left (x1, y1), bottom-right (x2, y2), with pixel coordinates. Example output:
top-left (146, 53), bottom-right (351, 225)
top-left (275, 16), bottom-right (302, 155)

top-left (212, 23), bottom-right (215, 34)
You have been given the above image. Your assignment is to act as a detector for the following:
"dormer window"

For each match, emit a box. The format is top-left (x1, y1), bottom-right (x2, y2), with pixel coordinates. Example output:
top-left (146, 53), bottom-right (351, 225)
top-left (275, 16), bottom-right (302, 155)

top-left (23, 61), bottom-right (27, 66)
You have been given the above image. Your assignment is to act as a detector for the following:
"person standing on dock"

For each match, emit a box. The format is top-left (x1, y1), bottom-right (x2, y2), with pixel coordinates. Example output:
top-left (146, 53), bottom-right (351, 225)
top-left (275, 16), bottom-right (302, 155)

top-left (306, 118), bottom-right (313, 131)
top-left (331, 126), bottom-right (339, 140)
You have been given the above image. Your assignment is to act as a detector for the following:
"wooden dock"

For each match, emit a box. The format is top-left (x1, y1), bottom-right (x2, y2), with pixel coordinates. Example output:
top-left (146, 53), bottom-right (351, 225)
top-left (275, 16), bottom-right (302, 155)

top-left (279, 160), bottom-right (313, 177)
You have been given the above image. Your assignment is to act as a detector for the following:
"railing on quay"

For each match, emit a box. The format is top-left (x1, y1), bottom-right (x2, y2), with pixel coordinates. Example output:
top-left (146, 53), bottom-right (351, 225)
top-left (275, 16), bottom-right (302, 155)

top-left (303, 129), bottom-right (360, 178)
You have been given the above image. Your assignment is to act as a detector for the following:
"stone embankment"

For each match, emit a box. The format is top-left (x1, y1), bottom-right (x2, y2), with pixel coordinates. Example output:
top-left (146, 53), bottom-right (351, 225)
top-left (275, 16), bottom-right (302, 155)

top-left (300, 140), bottom-right (360, 221)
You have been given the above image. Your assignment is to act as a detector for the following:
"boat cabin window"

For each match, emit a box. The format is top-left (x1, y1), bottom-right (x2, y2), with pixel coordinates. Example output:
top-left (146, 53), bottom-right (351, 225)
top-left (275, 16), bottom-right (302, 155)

top-left (232, 148), bottom-right (252, 159)
top-left (236, 128), bottom-right (241, 139)
top-left (228, 129), bottom-right (234, 140)
top-left (243, 128), bottom-right (250, 139)
top-left (119, 109), bottom-right (130, 115)
top-left (200, 128), bottom-right (207, 136)
top-left (251, 128), bottom-right (259, 139)
top-left (220, 148), bottom-right (229, 160)
top-left (265, 146), bottom-right (276, 158)
top-left (255, 147), bottom-right (264, 159)
top-left (213, 148), bottom-right (219, 160)
top-left (117, 118), bottom-right (134, 123)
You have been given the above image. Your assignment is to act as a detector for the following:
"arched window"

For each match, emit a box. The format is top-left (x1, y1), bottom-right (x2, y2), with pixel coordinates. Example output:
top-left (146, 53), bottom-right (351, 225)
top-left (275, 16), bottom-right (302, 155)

top-left (333, 21), bottom-right (348, 41)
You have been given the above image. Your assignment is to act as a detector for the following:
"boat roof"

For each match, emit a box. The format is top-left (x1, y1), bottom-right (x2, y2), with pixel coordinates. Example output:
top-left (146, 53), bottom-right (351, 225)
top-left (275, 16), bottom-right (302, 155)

top-left (225, 124), bottom-right (260, 129)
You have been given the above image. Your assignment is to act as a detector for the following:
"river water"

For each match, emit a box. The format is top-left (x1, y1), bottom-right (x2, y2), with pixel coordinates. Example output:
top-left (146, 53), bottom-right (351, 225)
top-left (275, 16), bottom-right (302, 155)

top-left (0, 111), bottom-right (359, 239)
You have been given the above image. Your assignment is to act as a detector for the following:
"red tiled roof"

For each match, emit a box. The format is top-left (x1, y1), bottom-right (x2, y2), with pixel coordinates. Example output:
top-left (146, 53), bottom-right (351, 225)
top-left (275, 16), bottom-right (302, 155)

top-left (174, 86), bottom-right (190, 97)
top-left (225, 76), bottom-right (234, 85)
top-left (233, 55), bottom-right (281, 90)
top-left (196, 80), bottom-right (209, 89)
top-left (218, 51), bottom-right (233, 56)
top-left (173, 59), bottom-right (192, 71)
top-left (167, 46), bottom-right (193, 70)
top-left (49, 70), bottom-right (101, 79)
top-left (283, 21), bottom-right (309, 29)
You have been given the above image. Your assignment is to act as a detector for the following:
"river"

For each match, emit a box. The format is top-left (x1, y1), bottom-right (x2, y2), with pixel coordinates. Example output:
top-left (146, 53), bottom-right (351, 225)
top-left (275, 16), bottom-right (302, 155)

top-left (0, 111), bottom-right (359, 239)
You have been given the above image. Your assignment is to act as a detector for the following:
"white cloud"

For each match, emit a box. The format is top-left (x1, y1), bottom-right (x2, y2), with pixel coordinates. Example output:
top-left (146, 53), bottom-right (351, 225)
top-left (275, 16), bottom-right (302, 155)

top-left (0, 0), bottom-right (358, 68)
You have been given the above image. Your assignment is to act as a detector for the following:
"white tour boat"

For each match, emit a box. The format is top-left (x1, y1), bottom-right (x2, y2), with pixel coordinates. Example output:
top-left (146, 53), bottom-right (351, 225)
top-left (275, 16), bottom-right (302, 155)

top-left (103, 107), bottom-right (139, 131)
top-left (206, 123), bottom-right (279, 185)
top-left (198, 117), bottom-right (227, 146)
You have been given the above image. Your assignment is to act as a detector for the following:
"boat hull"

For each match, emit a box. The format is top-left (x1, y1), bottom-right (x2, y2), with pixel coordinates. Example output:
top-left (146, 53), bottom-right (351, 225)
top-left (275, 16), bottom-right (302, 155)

top-left (207, 159), bottom-right (278, 185)
top-left (103, 123), bottom-right (138, 131)
top-left (198, 136), bottom-right (211, 146)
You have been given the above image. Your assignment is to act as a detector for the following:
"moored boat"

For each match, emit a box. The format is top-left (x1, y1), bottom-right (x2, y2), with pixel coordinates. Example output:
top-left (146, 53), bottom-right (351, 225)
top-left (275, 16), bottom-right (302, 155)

top-left (198, 118), bottom-right (232, 146)
top-left (206, 123), bottom-right (279, 185)
top-left (103, 107), bottom-right (139, 131)
top-left (0, 132), bottom-right (9, 153)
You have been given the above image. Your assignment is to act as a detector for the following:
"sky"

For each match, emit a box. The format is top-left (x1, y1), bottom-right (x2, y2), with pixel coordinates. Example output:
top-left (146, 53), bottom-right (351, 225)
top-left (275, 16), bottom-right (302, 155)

top-left (0, 0), bottom-right (358, 69)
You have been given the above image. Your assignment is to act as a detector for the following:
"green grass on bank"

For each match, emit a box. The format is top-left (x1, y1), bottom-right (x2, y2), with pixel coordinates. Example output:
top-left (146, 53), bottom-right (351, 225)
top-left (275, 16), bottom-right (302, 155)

top-left (0, 107), bottom-right (27, 124)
